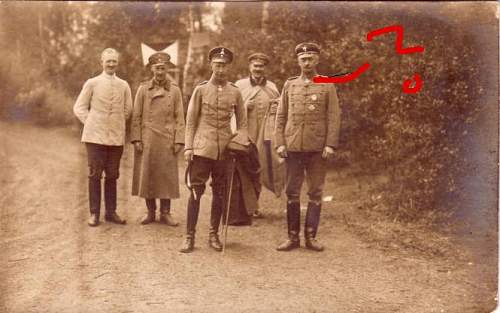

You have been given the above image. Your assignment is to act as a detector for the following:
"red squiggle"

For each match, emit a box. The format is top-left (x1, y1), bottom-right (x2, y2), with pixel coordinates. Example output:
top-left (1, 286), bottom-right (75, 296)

top-left (313, 63), bottom-right (371, 84)
top-left (402, 73), bottom-right (423, 94)
top-left (367, 25), bottom-right (425, 55)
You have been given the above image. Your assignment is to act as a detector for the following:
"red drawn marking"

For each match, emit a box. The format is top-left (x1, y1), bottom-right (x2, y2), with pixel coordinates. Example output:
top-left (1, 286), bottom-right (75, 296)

top-left (402, 73), bottom-right (423, 94)
top-left (367, 25), bottom-right (425, 55)
top-left (313, 63), bottom-right (371, 84)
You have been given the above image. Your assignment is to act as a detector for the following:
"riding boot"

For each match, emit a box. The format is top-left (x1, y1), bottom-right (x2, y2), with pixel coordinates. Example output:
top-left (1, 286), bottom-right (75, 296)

top-left (207, 192), bottom-right (223, 252)
top-left (180, 194), bottom-right (200, 253)
top-left (141, 198), bottom-right (156, 225)
top-left (276, 201), bottom-right (301, 251)
top-left (305, 202), bottom-right (324, 252)
top-left (159, 199), bottom-right (179, 226)
top-left (88, 178), bottom-right (101, 227)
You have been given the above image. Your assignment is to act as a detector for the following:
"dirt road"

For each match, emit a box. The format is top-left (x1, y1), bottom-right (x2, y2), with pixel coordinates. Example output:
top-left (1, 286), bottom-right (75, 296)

top-left (0, 121), bottom-right (496, 313)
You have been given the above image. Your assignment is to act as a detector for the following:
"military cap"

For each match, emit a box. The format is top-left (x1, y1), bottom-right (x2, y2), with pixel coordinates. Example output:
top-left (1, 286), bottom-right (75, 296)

top-left (295, 42), bottom-right (320, 57)
top-left (248, 52), bottom-right (270, 65)
top-left (208, 46), bottom-right (233, 64)
top-left (148, 52), bottom-right (170, 67)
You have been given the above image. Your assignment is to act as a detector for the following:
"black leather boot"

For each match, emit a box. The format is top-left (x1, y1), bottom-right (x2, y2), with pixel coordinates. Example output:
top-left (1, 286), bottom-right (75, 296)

top-left (159, 199), bottom-right (179, 226)
top-left (180, 195), bottom-right (200, 253)
top-left (277, 201), bottom-right (301, 251)
top-left (305, 202), bottom-right (324, 252)
top-left (104, 179), bottom-right (126, 224)
top-left (88, 178), bottom-right (101, 227)
top-left (208, 192), bottom-right (223, 252)
top-left (141, 199), bottom-right (156, 225)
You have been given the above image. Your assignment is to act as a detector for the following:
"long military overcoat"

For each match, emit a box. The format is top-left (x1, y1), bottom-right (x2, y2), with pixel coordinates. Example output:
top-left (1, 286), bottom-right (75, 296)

top-left (130, 79), bottom-right (185, 199)
top-left (234, 77), bottom-right (280, 143)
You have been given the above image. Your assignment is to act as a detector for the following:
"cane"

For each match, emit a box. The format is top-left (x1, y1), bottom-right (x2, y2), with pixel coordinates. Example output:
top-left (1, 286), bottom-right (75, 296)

top-left (222, 155), bottom-right (236, 255)
top-left (185, 160), bottom-right (196, 200)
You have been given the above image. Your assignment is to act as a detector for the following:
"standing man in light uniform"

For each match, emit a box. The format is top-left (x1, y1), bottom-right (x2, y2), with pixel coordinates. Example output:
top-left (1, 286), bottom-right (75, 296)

top-left (275, 43), bottom-right (341, 252)
top-left (235, 53), bottom-right (280, 218)
top-left (73, 48), bottom-right (132, 227)
top-left (180, 47), bottom-right (248, 253)
top-left (235, 53), bottom-right (279, 144)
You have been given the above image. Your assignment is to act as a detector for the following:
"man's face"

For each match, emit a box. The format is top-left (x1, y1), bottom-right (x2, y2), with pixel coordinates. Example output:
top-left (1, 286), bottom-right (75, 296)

top-left (297, 54), bottom-right (319, 74)
top-left (211, 61), bottom-right (228, 81)
top-left (101, 53), bottom-right (119, 75)
top-left (151, 64), bottom-right (167, 82)
top-left (249, 61), bottom-right (266, 79)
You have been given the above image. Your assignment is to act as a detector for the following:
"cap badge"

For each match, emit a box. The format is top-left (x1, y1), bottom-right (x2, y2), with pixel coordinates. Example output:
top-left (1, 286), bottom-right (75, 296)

top-left (302, 45), bottom-right (308, 52)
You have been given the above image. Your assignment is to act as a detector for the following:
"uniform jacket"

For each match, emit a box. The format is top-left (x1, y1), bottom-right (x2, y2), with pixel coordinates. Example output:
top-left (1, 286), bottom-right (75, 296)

top-left (73, 72), bottom-right (133, 146)
top-left (130, 79), bottom-right (185, 199)
top-left (185, 78), bottom-right (248, 160)
top-left (235, 76), bottom-right (280, 143)
top-left (275, 75), bottom-right (341, 152)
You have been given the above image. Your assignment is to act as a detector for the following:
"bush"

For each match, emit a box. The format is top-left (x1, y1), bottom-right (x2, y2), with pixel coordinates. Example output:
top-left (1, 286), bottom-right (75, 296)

top-left (13, 84), bottom-right (75, 126)
top-left (218, 2), bottom-right (489, 220)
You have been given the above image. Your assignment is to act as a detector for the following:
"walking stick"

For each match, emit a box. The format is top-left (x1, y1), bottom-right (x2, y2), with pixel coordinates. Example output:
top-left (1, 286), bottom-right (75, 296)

top-left (222, 155), bottom-right (236, 255)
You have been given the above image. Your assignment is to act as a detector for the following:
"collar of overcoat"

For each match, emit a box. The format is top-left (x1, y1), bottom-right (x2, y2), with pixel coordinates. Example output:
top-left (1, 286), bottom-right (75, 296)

top-left (147, 78), bottom-right (170, 99)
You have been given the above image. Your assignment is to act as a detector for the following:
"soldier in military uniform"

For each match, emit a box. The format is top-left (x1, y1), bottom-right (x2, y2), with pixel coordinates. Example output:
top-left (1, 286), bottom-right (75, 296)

top-left (180, 47), bottom-right (248, 253)
top-left (235, 53), bottom-right (280, 218)
top-left (73, 48), bottom-right (132, 227)
top-left (275, 43), bottom-right (341, 252)
top-left (130, 52), bottom-right (185, 226)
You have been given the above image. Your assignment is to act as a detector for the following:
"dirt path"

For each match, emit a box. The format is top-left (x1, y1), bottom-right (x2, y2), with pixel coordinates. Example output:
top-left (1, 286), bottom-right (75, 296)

top-left (0, 121), bottom-right (496, 313)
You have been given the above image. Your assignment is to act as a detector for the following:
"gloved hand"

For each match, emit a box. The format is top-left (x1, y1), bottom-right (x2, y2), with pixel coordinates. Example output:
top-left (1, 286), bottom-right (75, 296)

top-left (322, 146), bottom-right (335, 160)
top-left (134, 141), bottom-right (143, 153)
top-left (174, 143), bottom-right (184, 154)
top-left (184, 149), bottom-right (194, 162)
top-left (276, 145), bottom-right (288, 158)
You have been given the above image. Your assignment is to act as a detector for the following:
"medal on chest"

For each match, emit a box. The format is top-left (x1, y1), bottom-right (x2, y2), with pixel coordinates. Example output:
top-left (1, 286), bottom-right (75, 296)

top-left (311, 94), bottom-right (317, 101)
top-left (308, 104), bottom-right (316, 111)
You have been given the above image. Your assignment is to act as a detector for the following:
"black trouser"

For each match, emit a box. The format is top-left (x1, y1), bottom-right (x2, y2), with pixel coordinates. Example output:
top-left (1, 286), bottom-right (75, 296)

top-left (185, 155), bottom-right (226, 236)
top-left (85, 143), bottom-right (123, 216)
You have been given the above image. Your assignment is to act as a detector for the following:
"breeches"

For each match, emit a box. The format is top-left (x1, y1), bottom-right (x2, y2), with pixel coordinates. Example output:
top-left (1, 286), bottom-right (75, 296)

top-left (285, 151), bottom-right (327, 203)
top-left (188, 155), bottom-right (226, 199)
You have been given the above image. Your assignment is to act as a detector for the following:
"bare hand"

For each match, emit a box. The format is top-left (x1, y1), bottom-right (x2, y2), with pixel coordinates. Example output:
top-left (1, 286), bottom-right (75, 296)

top-left (184, 149), bottom-right (194, 162)
top-left (174, 143), bottom-right (184, 154)
top-left (322, 146), bottom-right (334, 160)
top-left (276, 145), bottom-right (288, 158)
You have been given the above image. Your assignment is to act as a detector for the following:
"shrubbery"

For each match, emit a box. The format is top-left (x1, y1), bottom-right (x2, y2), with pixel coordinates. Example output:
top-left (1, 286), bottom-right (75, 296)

top-left (219, 2), bottom-right (491, 220)
top-left (0, 2), bottom-right (494, 221)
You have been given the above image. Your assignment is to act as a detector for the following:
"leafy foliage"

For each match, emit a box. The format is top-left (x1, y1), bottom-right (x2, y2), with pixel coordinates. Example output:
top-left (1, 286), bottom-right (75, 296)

top-left (0, 2), bottom-right (494, 220)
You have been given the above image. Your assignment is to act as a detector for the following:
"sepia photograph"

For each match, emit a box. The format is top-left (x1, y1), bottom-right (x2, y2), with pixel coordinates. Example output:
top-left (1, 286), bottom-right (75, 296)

top-left (0, 1), bottom-right (498, 312)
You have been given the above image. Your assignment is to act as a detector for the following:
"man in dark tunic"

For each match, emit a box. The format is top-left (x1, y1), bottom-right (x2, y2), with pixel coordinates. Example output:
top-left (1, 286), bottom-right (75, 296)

top-left (180, 47), bottom-right (248, 253)
top-left (275, 43), bottom-right (341, 252)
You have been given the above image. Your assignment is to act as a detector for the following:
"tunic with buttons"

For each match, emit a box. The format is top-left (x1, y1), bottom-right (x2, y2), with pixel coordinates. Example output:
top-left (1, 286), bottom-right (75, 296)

top-left (73, 72), bottom-right (133, 146)
top-left (185, 79), bottom-right (247, 160)
top-left (275, 76), bottom-right (341, 152)
top-left (130, 79), bottom-right (185, 199)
